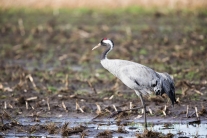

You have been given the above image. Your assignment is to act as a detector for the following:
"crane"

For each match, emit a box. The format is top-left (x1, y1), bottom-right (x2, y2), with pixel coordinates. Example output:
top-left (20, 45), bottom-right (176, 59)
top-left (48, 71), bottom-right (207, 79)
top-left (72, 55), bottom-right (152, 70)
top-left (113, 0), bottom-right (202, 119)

top-left (92, 38), bottom-right (176, 129)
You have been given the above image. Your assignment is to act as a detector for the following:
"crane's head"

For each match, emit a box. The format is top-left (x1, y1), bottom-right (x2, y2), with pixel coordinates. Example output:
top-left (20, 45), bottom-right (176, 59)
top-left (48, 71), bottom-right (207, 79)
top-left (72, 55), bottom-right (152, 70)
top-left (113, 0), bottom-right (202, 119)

top-left (92, 38), bottom-right (114, 50)
top-left (151, 79), bottom-right (162, 96)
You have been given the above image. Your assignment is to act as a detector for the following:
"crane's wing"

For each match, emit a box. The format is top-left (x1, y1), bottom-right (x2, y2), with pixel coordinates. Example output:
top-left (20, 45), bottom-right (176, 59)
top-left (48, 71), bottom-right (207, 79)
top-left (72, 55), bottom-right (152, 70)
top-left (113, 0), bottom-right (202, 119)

top-left (118, 64), bottom-right (159, 95)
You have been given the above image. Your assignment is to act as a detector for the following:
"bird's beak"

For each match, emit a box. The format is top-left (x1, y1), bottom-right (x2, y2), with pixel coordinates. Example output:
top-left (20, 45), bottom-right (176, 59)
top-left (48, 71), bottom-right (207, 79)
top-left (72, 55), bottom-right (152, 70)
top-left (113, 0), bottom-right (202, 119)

top-left (92, 43), bottom-right (101, 50)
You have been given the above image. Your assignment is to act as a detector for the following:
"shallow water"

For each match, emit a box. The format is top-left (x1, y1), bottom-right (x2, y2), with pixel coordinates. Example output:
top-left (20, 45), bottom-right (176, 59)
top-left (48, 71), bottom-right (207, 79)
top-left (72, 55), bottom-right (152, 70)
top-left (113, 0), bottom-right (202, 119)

top-left (1, 117), bottom-right (207, 137)
top-left (153, 123), bottom-right (207, 137)
top-left (96, 122), bottom-right (207, 137)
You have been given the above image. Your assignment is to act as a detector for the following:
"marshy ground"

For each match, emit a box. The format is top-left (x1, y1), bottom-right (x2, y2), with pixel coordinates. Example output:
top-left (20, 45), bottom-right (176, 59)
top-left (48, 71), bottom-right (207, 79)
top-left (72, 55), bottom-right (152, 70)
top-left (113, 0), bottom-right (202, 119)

top-left (0, 8), bottom-right (207, 137)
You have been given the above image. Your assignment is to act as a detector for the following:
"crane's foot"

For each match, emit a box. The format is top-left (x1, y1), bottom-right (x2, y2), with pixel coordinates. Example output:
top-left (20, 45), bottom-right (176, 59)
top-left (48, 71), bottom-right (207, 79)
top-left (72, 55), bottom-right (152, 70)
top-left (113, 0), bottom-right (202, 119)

top-left (108, 106), bottom-right (143, 118)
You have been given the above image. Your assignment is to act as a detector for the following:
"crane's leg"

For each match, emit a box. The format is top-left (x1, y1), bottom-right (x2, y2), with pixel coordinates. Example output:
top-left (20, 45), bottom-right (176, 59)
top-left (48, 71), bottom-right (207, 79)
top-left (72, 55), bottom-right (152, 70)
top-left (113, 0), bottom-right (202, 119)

top-left (135, 90), bottom-right (147, 129)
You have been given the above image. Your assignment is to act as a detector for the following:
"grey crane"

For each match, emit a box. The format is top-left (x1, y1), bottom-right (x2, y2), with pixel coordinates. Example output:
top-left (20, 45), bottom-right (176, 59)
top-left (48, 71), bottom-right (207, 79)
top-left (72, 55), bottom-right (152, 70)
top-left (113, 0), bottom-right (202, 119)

top-left (92, 38), bottom-right (176, 129)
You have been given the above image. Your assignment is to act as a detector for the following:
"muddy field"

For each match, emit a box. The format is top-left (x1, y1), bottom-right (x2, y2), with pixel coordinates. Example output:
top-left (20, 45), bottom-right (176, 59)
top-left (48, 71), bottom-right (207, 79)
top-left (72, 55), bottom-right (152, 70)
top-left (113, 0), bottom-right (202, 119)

top-left (0, 9), bottom-right (207, 137)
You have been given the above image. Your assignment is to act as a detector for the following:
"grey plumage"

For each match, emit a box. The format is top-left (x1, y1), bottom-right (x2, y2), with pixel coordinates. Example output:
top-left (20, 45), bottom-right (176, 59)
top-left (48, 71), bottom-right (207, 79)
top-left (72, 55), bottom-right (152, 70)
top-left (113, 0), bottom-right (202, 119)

top-left (157, 72), bottom-right (177, 105)
top-left (101, 59), bottom-right (159, 95)
top-left (92, 38), bottom-right (176, 129)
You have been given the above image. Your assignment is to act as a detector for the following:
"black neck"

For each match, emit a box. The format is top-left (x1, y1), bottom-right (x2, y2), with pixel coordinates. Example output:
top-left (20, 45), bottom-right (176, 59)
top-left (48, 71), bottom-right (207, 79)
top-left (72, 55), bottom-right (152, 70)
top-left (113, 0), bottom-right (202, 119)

top-left (101, 45), bottom-right (111, 60)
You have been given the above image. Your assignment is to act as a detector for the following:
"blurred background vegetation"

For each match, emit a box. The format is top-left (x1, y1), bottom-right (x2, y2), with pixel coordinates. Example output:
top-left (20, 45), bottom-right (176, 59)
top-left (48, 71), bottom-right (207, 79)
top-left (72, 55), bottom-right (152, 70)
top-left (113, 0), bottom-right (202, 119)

top-left (1, 0), bottom-right (207, 9)
top-left (0, 0), bottom-right (207, 97)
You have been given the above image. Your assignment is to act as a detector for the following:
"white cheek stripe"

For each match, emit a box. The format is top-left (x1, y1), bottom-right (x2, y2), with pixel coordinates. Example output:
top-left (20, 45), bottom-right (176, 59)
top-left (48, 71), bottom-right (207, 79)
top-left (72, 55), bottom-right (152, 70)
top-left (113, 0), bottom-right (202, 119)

top-left (103, 40), bottom-right (113, 47)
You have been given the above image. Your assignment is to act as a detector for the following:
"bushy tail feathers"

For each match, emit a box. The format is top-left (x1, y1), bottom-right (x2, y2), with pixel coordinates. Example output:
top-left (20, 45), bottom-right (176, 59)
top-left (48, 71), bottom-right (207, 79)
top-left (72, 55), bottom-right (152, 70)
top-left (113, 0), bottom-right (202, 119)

top-left (158, 72), bottom-right (177, 106)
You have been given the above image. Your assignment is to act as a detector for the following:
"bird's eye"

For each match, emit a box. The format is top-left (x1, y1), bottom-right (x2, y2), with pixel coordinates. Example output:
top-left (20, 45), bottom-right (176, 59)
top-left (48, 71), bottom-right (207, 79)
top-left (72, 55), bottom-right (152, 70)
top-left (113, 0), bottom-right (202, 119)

top-left (152, 84), bottom-right (156, 87)
top-left (101, 41), bottom-right (107, 46)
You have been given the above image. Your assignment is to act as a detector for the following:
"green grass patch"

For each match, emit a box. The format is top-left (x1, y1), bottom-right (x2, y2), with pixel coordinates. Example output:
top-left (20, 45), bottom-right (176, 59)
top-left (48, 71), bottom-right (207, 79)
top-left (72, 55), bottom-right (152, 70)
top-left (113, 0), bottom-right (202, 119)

top-left (1, 6), bottom-right (207, 18)
top-left (139, 48), bottom-right (148, 55)
top-left (98, 90), bottom-right (114, 99)
top-left (185, 71), bottom-right (197, 80)
top-left (75, 90), bottom-right (88, 95)
top-left (47, 86), bottom-right (57, 93)
top-left (190, 94), bottom-right (200, 101)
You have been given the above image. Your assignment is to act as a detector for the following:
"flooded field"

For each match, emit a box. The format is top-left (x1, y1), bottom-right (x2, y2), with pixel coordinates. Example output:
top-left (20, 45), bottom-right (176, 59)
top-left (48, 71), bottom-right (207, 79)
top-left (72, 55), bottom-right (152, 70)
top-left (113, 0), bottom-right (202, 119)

top-left (1, 115), bottom-right (207, 137)
top-left (0, 8), bottom-right (207, 137)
